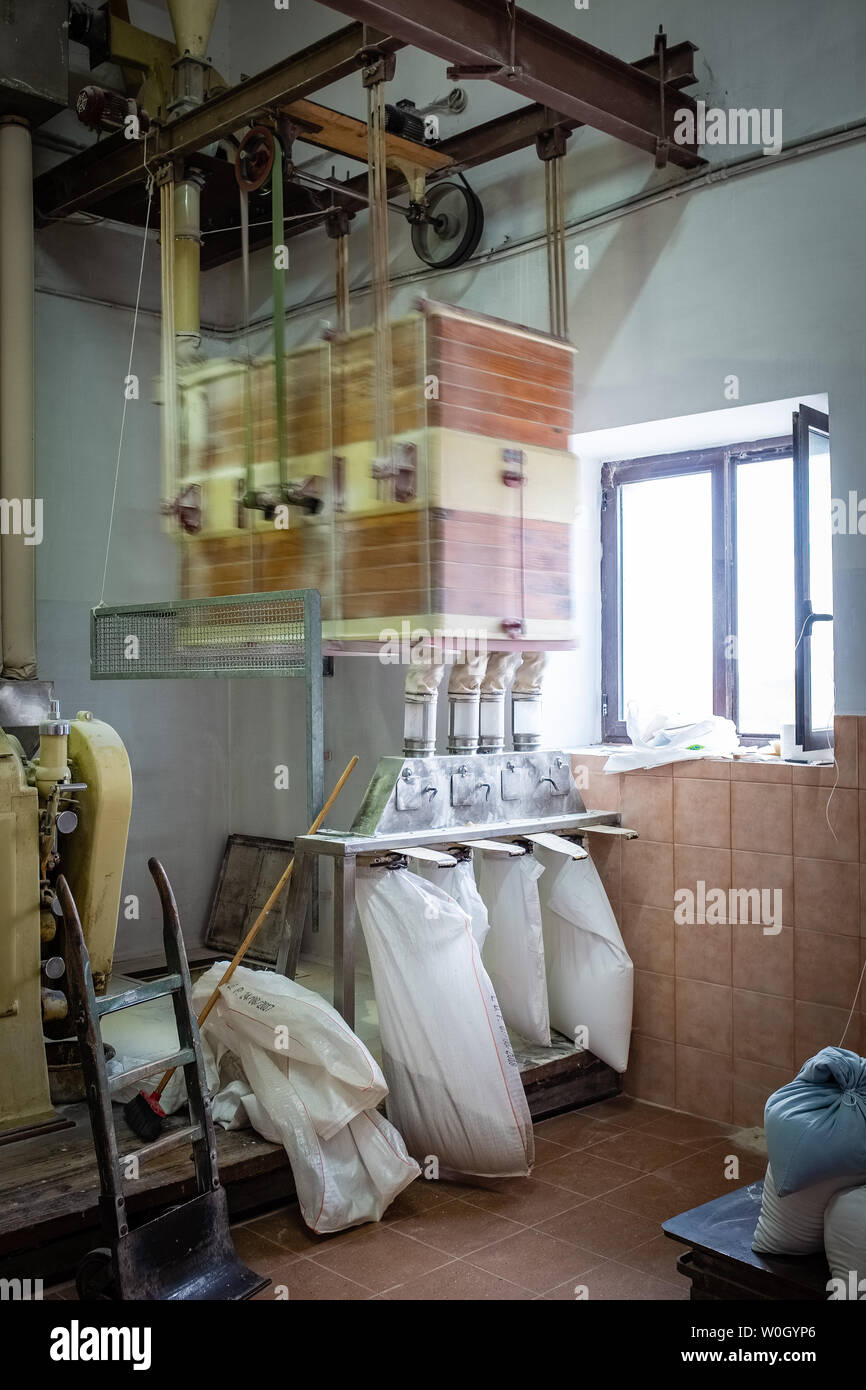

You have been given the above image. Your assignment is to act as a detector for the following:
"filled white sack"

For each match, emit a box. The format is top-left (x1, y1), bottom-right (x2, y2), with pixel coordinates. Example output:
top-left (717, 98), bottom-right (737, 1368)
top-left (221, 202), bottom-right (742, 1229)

top-left (824, 1185), bottom-right (866, 1297)
top-left (163, 963), bottom-right (420, 1234)
top-left (538, 850), bottom-right (633, 1073)
top-left (418, 855), bottom-right (490, 949)
top-left (477, 851), bottom-right (550, 1046)
top-left (752, 1163), bottom-right (866, 1255)
top-left (356, 865), bottom-right (534, 1178)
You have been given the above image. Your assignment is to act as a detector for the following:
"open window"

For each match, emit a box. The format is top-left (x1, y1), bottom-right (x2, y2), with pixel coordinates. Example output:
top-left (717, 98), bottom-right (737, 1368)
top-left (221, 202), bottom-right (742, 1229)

top-left (601, 411), bottom-right (833, 746)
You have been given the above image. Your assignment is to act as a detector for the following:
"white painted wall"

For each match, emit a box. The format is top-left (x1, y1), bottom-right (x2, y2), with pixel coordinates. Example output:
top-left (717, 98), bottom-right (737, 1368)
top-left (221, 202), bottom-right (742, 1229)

top-left (31, 0), bottom-right (866, 961)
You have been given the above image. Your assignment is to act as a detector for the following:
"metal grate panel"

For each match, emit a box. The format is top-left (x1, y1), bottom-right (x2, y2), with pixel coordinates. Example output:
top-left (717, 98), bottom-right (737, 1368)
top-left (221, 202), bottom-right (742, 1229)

top-left (91, 590), bottom-right (320, 679)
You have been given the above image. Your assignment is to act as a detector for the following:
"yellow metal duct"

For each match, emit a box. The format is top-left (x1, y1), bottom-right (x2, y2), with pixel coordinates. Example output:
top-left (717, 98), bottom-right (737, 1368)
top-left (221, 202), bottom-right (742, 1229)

top-left (167, 0), bottom-right (219, 58)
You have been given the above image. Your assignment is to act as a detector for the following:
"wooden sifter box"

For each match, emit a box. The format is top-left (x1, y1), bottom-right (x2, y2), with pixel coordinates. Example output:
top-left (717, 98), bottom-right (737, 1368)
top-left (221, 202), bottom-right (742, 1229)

top-left (176, 299), bottom-right (578, 649)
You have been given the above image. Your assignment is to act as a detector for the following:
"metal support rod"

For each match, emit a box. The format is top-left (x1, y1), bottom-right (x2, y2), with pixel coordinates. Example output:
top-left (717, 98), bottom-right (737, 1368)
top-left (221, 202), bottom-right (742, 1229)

top-left (333, 857), bottom-right (357, 1028)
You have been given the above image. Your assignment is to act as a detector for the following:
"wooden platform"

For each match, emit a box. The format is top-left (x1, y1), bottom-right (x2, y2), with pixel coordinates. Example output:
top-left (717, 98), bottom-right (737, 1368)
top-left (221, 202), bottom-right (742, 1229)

top-left (0, 1103), bottom-right (294, 1282)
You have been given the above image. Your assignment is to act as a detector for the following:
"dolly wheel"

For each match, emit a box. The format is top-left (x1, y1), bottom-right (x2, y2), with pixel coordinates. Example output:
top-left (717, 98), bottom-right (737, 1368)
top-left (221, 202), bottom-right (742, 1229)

top-left (76, 1247), bottom-right (116, 1301)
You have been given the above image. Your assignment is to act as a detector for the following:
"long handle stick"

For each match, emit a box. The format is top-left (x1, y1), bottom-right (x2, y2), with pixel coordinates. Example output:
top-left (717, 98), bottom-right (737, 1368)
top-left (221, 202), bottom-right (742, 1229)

top-left (154, 755), bottom-right (358, 1098)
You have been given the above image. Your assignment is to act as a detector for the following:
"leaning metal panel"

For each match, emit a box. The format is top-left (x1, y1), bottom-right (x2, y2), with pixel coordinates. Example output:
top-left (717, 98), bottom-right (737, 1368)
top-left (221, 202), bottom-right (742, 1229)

top-left (90, 590), bottom-right (319, 680)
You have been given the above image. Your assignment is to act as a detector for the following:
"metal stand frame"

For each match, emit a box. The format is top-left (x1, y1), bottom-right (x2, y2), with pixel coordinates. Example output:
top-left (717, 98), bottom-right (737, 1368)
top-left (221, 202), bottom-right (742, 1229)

top-left (276, 809), bottom-right (624, 1028)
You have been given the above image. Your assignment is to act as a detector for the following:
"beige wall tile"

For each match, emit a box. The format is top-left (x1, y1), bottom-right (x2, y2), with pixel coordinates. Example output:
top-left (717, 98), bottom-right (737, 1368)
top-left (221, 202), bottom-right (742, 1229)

top-left (731, 782), bottom-right (793, 856)
top-left (625, 1034), bottom-right (675, 1107)
top-left (620, 903), bottom-right (675, 974)
top-left (621, 774), bottom-right (673, 842)
top-left (730, 850), bottom-right (794, 926)
top-left (794, 929), bottom-right (861, 1009)
top-left (675, 1044), bottom-right (733, 1123)
top-left (793, 785), bottom-right (859, 862)
top-left (731, 761), bottom-right (792, 783)
top-left (733, 924), bottom-right (793, 997)
top-left (622, 840), bottom-right (674, 909)
top-left (674, 779), bottom-right (731, 849)
top-left (793, 857), bottom-right (860, 935)
top-left (675, 920), bottom-right (732, 986)
top-left (633, 970), bottom-right (675, 1041)
top-left (583, 770), bottom-right (620, 813)
top-left (674, 845), bottom-right (731, 898)
top-left (794, 1001), bottom-right (860, 1066)
top-left (733, 990), bottom-right (794, 1070)
top-left (676, 979), bottom-right (732, 1053)
top-left (673, 758), bottom-right (731, 780)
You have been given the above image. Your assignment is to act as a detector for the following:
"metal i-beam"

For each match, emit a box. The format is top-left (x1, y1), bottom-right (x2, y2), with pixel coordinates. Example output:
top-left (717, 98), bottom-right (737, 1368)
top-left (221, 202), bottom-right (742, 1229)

top-left (34, 22), bottom-right (404, 221)
top-left (315, 0), bottom-right (702, 167)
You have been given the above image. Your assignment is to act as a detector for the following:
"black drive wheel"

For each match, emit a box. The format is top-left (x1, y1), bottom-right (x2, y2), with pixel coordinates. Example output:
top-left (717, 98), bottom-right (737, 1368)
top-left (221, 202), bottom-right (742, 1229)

top-left (411, 180), bottom-right (484, 269)
top-left (76, 1247), bottom-right (116, 1301)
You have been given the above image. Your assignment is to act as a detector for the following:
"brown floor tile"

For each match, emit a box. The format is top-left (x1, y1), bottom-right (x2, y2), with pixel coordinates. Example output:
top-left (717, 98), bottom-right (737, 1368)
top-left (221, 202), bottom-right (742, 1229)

top-left (380, 1181), bottom-right (463, 1223)
top-left (461, 1175), bottom-right (587, 1226)
top-left (244, 1204), bottom-right (367, 1255)
top-left (603, 1173), bottom-right (694, 1224)
top-left (545, 1260), bottom-right (688, 1301)
top-left (308, 1225), bottom-right (451, 1293)
top-left (537, 1197), bottom-right (660, 1258)
top-left (619, 1233), bottom-right (686, 1283)
top-left (533, 1112), bottom-right (626, 1149)
top-left (579, 1096), bottom-right (664, 1128)
top-left (390, 1197), bottom-right (523, 1256)
top-left (230, 1225), bottom-right (299, 1274)
top-left (384, 1259), bottom-right (533, 1300)
top-left (583, 1130), bottom-right (692, 1173)
top-left (633, 1111), bottom-right (733, 1148)
top-left (532, 1135), bottom-right (573, 1164)
top-left (535, 1149), bottom-right (641, 1197)
top-left (253, 1258), bottom-right (369, 1300)
top-left (659, 1146), bottom-right (764, 1200)
top-left (466, 1226), bottom-right (599, 1293)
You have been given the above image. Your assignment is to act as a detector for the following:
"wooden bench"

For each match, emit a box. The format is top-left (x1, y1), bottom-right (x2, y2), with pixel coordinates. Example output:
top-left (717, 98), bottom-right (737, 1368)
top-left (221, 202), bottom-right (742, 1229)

top-left (663, 1182), bottom-right (829, 1301)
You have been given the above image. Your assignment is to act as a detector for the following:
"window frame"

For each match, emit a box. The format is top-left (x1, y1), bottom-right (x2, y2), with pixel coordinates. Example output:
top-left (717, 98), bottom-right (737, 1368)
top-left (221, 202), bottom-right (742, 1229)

top-left (600, 434), bottom-right (794, 745)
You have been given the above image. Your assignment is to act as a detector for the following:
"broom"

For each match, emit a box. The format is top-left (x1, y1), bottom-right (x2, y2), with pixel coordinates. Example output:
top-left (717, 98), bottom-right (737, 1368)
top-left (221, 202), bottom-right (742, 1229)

top-left (124, 756), bottom-right (358, 1141)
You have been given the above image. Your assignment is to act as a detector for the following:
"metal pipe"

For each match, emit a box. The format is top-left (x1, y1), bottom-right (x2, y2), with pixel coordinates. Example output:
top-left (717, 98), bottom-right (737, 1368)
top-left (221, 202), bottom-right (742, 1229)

top-left (512, 651), bottom-right (547, 751)
top-left (174, 174), bottom-right (203, 359)
top-left (0, 118), bottom-right (37, 680)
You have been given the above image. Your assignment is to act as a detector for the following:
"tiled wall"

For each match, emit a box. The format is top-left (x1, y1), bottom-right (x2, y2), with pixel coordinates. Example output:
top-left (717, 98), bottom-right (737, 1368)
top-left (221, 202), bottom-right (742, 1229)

top-left (574, 716), bottom-right (866, 1127)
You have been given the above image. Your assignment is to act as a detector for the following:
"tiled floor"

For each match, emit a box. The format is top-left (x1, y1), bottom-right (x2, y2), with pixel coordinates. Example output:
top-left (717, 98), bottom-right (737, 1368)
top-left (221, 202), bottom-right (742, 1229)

top-left (44, 1097), bottom-right (767, 1302)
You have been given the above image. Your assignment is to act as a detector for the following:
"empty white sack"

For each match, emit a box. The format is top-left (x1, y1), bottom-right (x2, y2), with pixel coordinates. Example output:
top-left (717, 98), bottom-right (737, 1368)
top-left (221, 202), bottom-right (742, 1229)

top-left (418, 855), bottom-right (490, 948)
top-left (355, 865), bottom-right (534, 1178)
top-left (537, 849), bottom-right (633, 1073)
top-left (477, 851), bottom-right (551, 1047)
top-left (164, 963), bottom-right (420, 1234)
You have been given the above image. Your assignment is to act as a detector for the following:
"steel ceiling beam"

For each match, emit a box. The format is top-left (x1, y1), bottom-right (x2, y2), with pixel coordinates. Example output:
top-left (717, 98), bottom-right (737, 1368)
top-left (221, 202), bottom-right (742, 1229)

top-left (34, 22), bottom-right (404, 221)
top-left (315, 0), bottom-right (702, 167)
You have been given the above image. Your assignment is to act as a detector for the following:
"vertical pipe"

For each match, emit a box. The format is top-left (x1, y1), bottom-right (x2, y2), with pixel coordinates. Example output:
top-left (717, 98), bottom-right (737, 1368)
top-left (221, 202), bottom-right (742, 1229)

top-left (0, 117), bottom-right (37, 679)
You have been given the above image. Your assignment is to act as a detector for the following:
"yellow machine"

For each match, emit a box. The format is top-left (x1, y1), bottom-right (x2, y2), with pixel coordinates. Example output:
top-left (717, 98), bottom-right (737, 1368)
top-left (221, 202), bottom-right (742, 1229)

top-left (0, 703), bottom-right (132, 1135)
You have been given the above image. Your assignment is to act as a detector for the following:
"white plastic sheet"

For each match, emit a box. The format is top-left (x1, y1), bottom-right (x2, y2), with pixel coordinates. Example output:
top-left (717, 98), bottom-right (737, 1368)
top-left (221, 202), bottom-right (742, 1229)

top-left (355, 866), bottom-right (533, 1179)
top-left (164, 964), bottom-right (420, 1233)
top-left (538, 850), bottom-right (633, 1072)
top-left (603, 709), bottom-right (739, 772)
top-left (418, 856), bottom-right (490, 948)
top-left (477, 851), bottom-right (550, 1046)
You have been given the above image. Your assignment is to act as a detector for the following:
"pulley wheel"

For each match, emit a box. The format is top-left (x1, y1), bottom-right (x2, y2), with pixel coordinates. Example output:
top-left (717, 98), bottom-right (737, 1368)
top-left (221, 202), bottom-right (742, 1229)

top-left (411, 180), bottom-right (484, 269)
top-left (235, 125), bottom-right (276, 192)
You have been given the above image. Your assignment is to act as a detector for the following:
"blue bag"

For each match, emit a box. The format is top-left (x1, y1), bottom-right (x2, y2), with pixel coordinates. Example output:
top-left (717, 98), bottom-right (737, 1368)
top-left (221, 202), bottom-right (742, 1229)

top-left (764, 1047), bottom-right (866, 1196)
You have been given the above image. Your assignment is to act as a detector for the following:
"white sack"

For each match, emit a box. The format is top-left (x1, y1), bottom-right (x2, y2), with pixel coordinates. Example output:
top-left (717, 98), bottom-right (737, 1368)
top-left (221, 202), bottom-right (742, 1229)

top-left (477, 852), bottom-right (550, 1046)
top-left (355, 866), bottom-right (533, 1178)
top-left (538, 850), bottom-right (633, 1073)
top-left (170, 963), bottom-right (420, 1234)
top-left (752, 1163), bottom-right (866, 1255)
top-left (824, 1185), bottom-right (866, 1296)
top-left (418, 856), bottom-right (490, 949)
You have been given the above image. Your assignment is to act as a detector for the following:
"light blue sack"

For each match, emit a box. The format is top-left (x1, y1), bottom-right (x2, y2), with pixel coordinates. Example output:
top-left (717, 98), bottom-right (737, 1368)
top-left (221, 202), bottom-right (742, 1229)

top-left (764, 1048), bottom-right (866, 1196)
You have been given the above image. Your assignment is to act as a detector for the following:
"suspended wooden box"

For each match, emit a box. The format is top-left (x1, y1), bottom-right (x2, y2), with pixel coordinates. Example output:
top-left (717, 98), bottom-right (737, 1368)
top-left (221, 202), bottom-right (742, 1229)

top-left (175, 300), bottom-right (578, 649)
